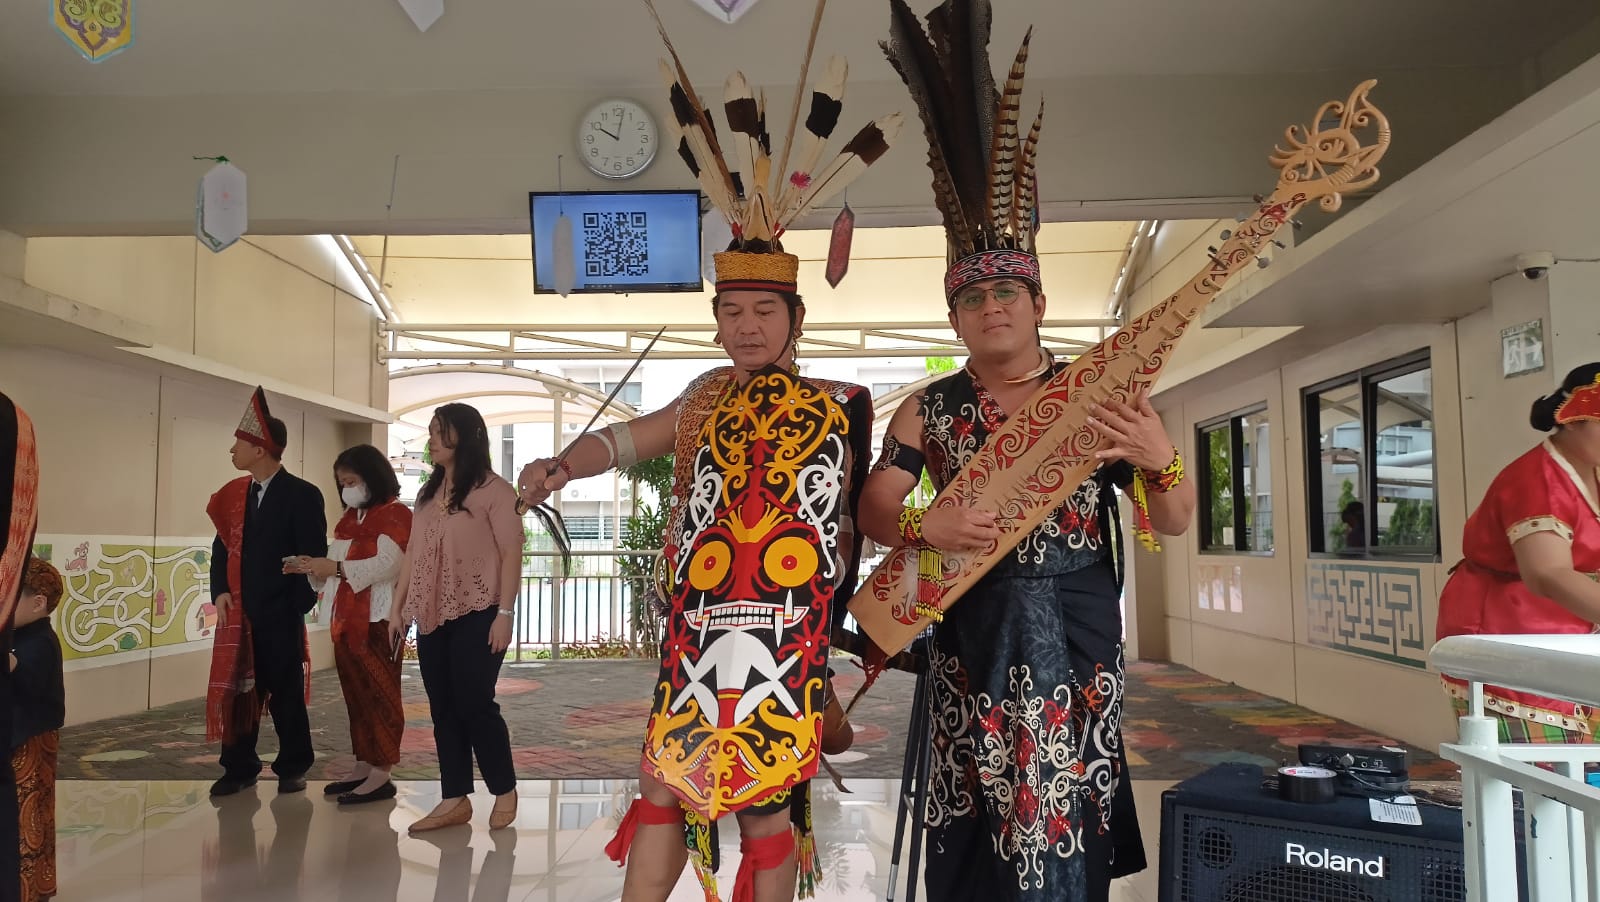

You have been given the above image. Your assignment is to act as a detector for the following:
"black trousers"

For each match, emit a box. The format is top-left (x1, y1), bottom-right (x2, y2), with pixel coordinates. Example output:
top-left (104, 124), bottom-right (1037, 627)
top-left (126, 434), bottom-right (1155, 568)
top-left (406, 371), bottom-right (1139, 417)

top-left (0, 629), bottom-right (19, 902)
top-left (220, 611), bottom-right (315, 780)
top-left (417, 606), bottom-right (515, 798)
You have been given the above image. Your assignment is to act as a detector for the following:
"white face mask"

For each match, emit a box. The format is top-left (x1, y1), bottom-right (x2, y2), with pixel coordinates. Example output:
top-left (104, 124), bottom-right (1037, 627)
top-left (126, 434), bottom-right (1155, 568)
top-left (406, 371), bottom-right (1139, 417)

top-left (341, 484), bottom-right (371, 509)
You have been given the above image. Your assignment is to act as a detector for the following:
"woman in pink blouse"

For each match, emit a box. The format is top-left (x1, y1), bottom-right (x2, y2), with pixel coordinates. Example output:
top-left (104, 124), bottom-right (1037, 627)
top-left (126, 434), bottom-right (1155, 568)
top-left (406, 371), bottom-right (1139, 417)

top-left (389, 403), bottom-right (525, 833)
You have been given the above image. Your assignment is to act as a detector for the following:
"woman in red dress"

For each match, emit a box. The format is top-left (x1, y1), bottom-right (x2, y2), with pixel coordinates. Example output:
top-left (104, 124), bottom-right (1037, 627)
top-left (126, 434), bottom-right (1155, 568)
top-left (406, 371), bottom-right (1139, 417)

top-left (1437, 362), bottom-right (1600, 741)
top-left (290, 444), bottom-right (412, 801)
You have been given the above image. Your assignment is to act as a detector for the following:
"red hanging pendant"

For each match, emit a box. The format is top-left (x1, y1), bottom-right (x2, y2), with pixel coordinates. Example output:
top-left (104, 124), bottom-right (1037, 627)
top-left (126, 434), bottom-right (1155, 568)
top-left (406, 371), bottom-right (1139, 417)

top-left (825, 203), bottom-right (855, 288)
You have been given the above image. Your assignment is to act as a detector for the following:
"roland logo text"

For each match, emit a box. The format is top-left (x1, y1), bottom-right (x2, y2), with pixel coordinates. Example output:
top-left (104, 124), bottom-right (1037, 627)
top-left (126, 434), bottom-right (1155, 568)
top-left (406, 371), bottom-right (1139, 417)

top-left (1284, 842), bottom-right (1387, 878)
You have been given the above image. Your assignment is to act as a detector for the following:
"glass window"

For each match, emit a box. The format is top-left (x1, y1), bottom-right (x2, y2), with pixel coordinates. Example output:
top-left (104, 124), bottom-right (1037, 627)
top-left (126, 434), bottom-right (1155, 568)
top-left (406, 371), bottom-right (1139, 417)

top-left (1373, 367), bottom-right (1435, 551)
top-left (1307, 380), bottom-right (1364, 553)
top-left (1240, 410), bottom-right (1273, 553)
top-left (1201, 425), bottom-right (1233, 549)
top-left (562, 516), bottom-right (617, 541)
top-left (1197, 406), bottom-right (1272, 554)
top-left (580, 381), bottom-right (643, 407)
top-left (1303, 351), bottom-right (1437, 558)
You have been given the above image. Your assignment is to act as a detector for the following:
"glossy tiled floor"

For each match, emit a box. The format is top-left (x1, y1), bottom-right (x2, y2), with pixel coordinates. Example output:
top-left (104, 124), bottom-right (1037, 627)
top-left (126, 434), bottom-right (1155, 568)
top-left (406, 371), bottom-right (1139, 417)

top-left (56, 778), bottom-right (1173, 901)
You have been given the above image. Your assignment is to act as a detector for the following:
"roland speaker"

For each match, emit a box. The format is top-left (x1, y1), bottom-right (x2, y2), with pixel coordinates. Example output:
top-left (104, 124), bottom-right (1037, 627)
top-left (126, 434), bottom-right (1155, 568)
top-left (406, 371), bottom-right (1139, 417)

top-left (1158, 764), bottom-right (1481, 902)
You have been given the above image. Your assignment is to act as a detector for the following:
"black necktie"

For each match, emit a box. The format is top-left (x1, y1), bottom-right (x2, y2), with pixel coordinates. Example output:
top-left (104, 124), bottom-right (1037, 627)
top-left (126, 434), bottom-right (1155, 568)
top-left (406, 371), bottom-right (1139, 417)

top-left (249, 481), bottom-right (262, 519)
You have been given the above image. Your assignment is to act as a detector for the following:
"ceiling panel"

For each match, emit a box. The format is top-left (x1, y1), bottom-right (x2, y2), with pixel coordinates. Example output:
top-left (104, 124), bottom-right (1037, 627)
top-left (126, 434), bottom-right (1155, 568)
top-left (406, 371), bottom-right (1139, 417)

top-left (3, 0), bottom-right (1591, 96)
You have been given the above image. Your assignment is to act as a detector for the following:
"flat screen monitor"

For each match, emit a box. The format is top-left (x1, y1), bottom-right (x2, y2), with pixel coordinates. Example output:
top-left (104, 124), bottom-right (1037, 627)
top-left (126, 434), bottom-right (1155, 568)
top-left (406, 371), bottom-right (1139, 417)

top-left (529, 190), bottom-right (704, 294)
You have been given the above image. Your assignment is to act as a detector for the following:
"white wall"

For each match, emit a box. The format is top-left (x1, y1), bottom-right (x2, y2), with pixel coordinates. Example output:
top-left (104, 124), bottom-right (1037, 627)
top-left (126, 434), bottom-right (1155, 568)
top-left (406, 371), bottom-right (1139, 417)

top-left (0, 66), bottom-right (1526, 236)
top-left (22, 236), bottom-right (377, 405)
top-left (1127, 215), bottom-right (1580, 752)
top-left (0, 233), bottom-right (385, 724)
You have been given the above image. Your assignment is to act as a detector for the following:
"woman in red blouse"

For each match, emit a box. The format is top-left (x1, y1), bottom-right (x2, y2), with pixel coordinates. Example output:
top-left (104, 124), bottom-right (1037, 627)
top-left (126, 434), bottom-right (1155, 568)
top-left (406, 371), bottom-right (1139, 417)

top-left (1437, 362), bottom-right (1600, 741)
top-left (290, 444), bottom-right (411, 805)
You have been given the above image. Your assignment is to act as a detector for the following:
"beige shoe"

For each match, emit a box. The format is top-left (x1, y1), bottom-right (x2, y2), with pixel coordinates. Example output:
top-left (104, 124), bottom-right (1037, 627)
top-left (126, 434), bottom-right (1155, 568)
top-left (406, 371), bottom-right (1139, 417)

top-left (408, 798), bottom-right (472, 835)
top-left (489, 792), bottom-right (518, 830)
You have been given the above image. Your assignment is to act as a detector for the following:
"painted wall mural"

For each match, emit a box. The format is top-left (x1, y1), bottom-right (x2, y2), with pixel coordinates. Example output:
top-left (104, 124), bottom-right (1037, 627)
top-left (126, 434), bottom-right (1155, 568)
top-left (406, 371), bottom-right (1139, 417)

top-left (32, 534), bottom-right (327, 669)
top-left (1304, 561), bottom-right (1428, 668)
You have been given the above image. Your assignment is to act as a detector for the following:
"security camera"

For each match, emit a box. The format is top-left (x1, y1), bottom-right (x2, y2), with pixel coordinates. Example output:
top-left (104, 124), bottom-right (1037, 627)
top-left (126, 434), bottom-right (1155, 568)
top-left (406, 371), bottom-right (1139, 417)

top-left (1515, 251), bottom-right (1556, 281)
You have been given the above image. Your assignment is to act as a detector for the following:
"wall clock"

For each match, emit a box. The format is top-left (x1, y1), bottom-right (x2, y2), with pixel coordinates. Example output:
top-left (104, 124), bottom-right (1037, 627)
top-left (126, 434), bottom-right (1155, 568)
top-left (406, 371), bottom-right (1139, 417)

top-left (578, 98), bottom-right (658, 179)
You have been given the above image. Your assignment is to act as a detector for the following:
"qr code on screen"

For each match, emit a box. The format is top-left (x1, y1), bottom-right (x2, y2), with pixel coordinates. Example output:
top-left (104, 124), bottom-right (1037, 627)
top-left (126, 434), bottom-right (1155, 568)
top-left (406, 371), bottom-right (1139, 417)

top-left (583, 211), bottom-right (649, 278)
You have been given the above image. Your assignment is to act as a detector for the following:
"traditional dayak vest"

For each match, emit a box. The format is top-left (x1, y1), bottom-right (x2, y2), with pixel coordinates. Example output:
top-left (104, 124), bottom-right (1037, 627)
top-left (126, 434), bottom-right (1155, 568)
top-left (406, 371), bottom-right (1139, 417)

top-left (921, 368), bottom-right (1122, 579)
top-left (645, 365), bottom-right (858, 820)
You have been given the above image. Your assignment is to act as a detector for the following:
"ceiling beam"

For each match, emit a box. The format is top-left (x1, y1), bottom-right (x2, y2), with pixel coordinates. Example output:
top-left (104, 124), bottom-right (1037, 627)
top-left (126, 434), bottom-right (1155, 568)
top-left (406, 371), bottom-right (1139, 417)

top-left (380, 317), bottom-right (1111, 361)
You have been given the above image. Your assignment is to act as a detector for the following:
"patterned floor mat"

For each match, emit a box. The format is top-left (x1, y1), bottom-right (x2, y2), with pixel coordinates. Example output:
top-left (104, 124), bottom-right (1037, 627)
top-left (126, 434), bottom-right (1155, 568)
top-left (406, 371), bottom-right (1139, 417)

top-left (58, 658), bottom-right (1457, 783)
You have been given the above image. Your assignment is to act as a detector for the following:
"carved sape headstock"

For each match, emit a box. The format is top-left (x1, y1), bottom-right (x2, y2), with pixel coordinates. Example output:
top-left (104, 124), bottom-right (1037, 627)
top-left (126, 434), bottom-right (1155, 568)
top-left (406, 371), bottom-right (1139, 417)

top-left (1268, 79), bottom-right (1390, 213)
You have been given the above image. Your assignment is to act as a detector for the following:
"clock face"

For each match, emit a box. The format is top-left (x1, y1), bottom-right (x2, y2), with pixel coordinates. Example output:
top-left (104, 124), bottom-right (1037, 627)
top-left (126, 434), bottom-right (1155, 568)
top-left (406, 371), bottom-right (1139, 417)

top-left (579, 99), bottom-right (658, 179)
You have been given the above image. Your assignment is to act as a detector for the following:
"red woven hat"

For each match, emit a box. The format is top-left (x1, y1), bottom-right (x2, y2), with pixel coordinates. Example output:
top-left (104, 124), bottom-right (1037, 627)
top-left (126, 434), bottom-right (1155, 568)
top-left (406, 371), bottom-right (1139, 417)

top-left (234, 386), bottom-right (282, 454)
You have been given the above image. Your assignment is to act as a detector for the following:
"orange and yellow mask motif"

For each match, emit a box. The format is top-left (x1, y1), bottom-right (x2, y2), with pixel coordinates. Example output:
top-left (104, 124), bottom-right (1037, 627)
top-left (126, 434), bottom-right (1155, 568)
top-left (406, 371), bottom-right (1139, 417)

top-left (645, 366), bottom-right (850, 820)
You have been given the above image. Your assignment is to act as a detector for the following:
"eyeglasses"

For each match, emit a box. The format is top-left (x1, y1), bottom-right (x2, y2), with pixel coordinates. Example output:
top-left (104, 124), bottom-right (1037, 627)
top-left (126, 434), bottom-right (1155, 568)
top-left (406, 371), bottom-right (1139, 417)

top-left (952, 281), bottom-right (1027, 311)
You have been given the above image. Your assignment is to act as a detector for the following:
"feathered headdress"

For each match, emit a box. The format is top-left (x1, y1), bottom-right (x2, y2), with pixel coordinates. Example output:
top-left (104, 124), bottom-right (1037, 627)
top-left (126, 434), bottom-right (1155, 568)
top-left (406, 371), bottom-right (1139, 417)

top-left (883, 0), bottom-right (1044, 304)
top-left (644, 0), bottom-right (905, 293)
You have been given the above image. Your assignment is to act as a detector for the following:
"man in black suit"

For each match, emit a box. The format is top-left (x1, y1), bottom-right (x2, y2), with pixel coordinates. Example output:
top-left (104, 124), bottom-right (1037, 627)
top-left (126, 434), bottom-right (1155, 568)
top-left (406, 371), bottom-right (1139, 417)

top-left (205, 387), bottom-right (327, 797)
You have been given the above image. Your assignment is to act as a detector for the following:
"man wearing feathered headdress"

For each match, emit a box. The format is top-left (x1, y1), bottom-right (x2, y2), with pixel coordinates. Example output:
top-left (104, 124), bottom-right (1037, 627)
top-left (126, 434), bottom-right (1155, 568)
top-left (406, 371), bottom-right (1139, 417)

top-left (204, 387), bottom-right (328, 798)
top-left (515, 3), bottom-right (902, 898)
top-left (857, 2), bottom-right (1195, 899)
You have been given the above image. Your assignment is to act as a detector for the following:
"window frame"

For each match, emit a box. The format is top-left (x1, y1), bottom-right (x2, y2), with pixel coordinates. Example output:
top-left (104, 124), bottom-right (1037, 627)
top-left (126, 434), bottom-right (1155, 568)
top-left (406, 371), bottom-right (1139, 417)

top-left (1196, 403), bottom-right (1272, 556)
top-left (1302, 349), bottom-right (1439, 561)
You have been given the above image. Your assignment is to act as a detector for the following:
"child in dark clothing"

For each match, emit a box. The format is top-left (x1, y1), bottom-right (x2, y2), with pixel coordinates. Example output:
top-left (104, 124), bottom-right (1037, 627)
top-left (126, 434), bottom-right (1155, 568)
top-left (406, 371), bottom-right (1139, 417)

top-left (11, 557), bottom-right (63, 901)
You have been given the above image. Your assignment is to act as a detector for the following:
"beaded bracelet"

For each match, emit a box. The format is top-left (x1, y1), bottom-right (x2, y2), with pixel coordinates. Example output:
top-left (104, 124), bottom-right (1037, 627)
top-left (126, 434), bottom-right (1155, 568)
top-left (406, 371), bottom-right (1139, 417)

top-left (557, 457), bottom-right (574, 480)
top-left (898, 506), bottom-right (927, 545)
top-left (1140, 448), bottom-right (1184, 494)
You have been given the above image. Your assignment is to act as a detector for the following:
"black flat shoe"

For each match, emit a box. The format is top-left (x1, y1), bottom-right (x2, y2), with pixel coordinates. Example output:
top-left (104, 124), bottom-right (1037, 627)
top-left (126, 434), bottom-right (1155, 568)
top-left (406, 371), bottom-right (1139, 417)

top-left (323, 779), bottom-right (363, 796)
top-left (338, 781), bottom-right (397, 805)
top-left (209, 775), bottom-right (258, 797)
top-left (277, 773), bottom-right (308, 794)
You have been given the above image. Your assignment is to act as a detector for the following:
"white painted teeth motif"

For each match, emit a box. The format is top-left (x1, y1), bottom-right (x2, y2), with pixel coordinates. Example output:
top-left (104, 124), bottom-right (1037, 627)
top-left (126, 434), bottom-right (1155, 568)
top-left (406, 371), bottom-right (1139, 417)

top-left (682, 600), bottom-right (807, 631)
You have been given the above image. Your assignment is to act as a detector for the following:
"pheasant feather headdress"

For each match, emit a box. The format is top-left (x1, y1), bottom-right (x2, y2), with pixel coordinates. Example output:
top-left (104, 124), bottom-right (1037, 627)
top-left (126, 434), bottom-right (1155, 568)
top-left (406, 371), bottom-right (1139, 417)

top-left (644, 0), bottom-right (904, 293)
top-left (883, 0), bottom-right (1043, 304)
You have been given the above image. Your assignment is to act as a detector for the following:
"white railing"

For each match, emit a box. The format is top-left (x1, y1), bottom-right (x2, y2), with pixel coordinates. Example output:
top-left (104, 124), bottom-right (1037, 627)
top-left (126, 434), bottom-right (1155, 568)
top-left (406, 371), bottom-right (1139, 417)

top-left (1431, 634), bottom-right (1600, 901)
top-left (516, 548), bottom-right (663, 659)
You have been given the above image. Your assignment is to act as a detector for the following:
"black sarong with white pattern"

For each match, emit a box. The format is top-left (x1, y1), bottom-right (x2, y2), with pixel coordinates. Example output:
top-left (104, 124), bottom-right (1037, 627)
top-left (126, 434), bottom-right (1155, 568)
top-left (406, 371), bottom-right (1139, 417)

top-left (918, 368), bottom-right (1145, 902)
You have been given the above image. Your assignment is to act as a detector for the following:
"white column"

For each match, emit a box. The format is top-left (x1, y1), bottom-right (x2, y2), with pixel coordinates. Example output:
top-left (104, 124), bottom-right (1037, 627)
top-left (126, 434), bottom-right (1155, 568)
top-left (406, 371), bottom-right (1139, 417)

top-left (551, 392), bottom-right (564, 660)
top-left (1546, 261), bottom-right (1600, 384)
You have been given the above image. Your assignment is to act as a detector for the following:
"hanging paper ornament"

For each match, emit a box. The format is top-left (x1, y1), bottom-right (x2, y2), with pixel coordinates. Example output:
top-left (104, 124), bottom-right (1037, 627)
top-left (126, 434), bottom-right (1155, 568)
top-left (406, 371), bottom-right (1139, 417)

top-left (825, 202), bottom-right (855, 288)
top-left (701, 214), bottom-right (733, 287)
top-left (53, 0), bottom-right (134, 63)
top-left (687, 0), bottom-right (763, 24)
top-left (550, 155), bottom-right (577, 296)
top-left (396, 0), bottom-right (443, 32)
top-left (553, 213), bottom-right (576, 297)
top-left (195, 158), bottom-right (247, 253)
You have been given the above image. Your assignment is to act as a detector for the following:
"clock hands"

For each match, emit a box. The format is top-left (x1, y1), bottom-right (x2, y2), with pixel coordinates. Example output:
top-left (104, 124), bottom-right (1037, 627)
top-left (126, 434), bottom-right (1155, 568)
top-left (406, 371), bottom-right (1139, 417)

top-left (583, 102), bottom-right (653, 176)
top-left (600, 106), bottom-right (628, 142)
